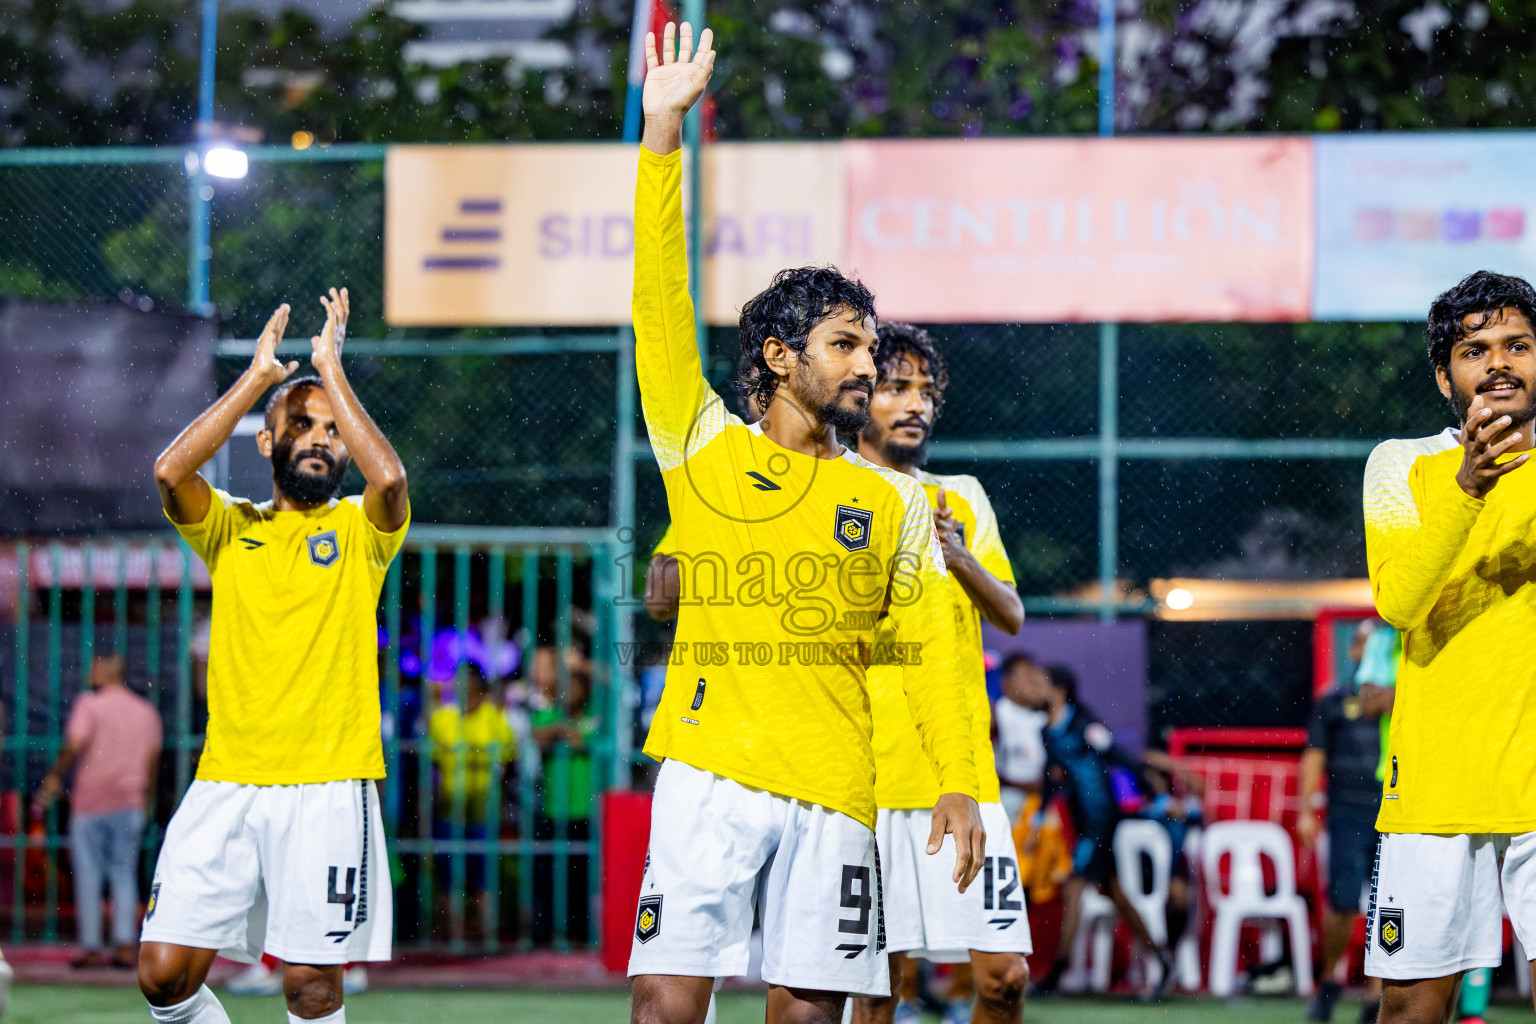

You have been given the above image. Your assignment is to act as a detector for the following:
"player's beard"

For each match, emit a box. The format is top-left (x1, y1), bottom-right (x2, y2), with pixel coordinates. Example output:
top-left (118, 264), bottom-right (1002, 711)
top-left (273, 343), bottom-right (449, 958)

top-left (271, 437), bottom-right (348, 506)
top-left (1450, 374), bottom-right (1536, 427)
top-left (871, 418), bottom-right (931, 469)
top-left (788, 356), bottom-right (872, 436)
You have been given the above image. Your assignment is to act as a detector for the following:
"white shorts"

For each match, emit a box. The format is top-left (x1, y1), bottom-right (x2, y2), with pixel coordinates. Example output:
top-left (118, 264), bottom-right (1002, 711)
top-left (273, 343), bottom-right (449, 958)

top-left (628, 759), bottom-right (888, 997)
top-left (141, 779), bottom-right (392, 965)
top-left (877, 802), bottom-right (1033, 962)
top-left (1365, 831), bottom-right (1536, 980)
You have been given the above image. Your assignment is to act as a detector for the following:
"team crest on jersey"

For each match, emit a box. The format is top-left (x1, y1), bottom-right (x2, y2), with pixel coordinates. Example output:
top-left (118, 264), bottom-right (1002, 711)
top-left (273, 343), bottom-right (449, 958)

top-left (834, 505), bottom-right (873, 552)
top-left (636, 894), bottom-right (663, 943)
top-left (1378, 907), bottom-right (1404, 955)
top-left (145, 882), bottom-right (161, 921)
top-left (307, 530), bottom-right (341, 568)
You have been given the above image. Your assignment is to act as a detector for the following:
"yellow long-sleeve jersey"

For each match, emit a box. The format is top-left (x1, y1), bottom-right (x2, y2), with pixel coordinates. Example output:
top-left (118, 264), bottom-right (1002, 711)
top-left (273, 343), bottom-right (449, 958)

top-left (633, 146), bottom-right (977, 830)
top-left (871, 473), bottom-right (1014, 809)
top-left (1366, 442), bottom-right (1536, 833)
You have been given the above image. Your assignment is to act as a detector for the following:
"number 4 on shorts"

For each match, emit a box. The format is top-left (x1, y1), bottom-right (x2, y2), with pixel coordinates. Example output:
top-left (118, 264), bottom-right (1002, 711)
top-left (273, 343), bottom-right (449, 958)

top-left (329, 866), bottom-right (358, 922)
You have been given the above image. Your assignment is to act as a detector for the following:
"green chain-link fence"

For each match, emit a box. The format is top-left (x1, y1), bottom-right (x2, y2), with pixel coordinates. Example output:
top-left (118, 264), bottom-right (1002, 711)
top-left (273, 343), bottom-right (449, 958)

top-left (0, 144), bottom-right (1455, 948)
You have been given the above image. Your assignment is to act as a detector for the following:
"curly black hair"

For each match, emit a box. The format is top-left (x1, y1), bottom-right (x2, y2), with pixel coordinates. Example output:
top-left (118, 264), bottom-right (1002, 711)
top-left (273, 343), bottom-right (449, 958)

top-left (735, 266), bottom-right (877, 414)
top-left (1426, 270), bottom-right (1536, 371)
top-left (875, 322), bottom-right (950, 419)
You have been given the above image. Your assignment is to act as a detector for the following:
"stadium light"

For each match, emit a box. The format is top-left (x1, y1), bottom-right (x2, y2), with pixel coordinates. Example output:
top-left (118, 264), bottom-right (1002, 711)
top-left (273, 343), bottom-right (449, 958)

top-left (1164, 588), bottom-right (1194, 611)
top-left (204, 145), bottom-right (248, 180)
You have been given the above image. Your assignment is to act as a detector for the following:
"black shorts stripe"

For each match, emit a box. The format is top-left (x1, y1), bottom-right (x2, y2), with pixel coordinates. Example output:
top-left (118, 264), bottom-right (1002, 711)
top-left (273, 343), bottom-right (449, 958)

top-left (873, 843), bottom-right (886, 954)
top-left (1364, 833), bottom-right (1382, 950)
top-left (356, 781), bottom-right (370, 927)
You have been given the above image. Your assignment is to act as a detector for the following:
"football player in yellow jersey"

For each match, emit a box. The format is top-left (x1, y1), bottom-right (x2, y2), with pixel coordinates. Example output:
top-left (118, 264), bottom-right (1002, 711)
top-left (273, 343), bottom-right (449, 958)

top-left (1363, 271), bottom-right (1536, 1024)
top-left (851, 323), bottom-right (1029, 1024)
top-left (628, 25), bottom-right (982, 1024)
top-left (140, 289), bottom-right (409, 1024)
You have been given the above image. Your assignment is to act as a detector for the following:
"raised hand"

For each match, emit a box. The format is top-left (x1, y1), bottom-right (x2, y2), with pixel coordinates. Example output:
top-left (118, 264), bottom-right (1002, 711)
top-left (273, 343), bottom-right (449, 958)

top-left (933, 486), bottom-right (965, 563)
top-left (643, 22), bottom-right (715, 122)
top-left (250, 304), bottom-right (298, 386)
top-left (1456, 393), bottom-right (1529, 499)
top-left (311, 287), bottom-right (350, 372)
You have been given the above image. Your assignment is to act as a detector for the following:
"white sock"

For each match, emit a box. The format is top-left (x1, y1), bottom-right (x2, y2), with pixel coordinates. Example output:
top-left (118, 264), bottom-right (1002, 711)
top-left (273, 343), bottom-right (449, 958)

top-left (289, 1008), bottom-right (344, 1024)
top-left (148, 985), bottom-right (233, 1024)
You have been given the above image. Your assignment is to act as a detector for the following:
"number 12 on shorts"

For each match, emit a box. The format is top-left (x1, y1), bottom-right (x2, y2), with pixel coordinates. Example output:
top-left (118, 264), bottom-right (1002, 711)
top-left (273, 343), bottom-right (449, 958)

top-left (982, 856), bottom-right (1023, 913)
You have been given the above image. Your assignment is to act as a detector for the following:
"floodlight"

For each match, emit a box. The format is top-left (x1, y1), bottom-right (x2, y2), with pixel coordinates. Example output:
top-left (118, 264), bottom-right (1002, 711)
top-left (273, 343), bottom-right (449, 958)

top-left (204, 146), bottom-right (249, 180)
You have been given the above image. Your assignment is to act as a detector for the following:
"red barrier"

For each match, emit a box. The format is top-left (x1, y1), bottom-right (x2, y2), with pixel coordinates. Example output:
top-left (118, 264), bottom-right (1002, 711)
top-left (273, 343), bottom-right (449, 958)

top-left (601, 789), bottom-right (653, 974)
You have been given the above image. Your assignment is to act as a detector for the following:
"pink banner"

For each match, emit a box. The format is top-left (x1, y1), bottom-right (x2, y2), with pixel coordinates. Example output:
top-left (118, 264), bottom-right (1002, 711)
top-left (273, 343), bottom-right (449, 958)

top-left (843, 138), bottom-right (1313, 322)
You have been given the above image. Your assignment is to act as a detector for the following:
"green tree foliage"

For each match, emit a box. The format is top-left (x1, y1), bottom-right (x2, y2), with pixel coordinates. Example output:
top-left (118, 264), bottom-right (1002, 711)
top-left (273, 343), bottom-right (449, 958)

top-left (1263, 1), bottom-right (1536, 131)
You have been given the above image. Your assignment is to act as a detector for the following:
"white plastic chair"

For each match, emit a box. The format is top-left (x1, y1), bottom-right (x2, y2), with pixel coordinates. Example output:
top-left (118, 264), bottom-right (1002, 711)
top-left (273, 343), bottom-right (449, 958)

top-left (1202, 820), bottom-right (1314, 998)
top-left (1113, 819), bottom-right (1172, 987)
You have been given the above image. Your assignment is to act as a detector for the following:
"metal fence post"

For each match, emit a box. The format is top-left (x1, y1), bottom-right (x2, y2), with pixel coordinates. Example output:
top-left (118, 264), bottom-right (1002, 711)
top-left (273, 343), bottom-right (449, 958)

top-left (11, 544), bottom-right (27, 941)
top-left (518, 551), bottom-right (538, 949)
top-left (417, 546), bottom-right (438, 940)
top-left (1097, 0), bottom-right (1119, 623)
top-left (187, 0), bottom-right (218, 315)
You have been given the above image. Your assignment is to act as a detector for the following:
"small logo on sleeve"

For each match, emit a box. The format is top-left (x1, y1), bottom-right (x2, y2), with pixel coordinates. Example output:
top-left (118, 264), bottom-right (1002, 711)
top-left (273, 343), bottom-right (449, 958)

top-left (636, 894), bottom-right (663, 943)
top-left (834, 505), bottom-right (873, 552)
top-left (1377, 907), bottom-right (1404, 955)
top-left (307, 529), bottom-right (341, 568)
top-left (145, 882), bottom-right (161, 920)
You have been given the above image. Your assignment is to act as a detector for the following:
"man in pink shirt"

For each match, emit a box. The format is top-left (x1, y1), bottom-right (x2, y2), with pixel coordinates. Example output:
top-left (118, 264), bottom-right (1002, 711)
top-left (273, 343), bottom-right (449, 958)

top-left (36, 653), bottom-right (163, 968)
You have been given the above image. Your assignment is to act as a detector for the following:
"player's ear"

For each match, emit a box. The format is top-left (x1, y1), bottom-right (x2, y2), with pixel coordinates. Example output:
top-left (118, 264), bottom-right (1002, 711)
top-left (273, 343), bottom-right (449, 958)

top-left (762, 336), bottom-right (792, 380)
top-left (256, 428), bottom-right (274, 459)
top-left (1434, 364), bottom-right (1452, 400)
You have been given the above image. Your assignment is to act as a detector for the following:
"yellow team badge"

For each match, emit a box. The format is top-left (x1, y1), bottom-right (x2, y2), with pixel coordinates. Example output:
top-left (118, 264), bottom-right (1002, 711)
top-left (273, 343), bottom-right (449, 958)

top-left (636, 894), bottom-right (662, 944)
top-left (145, 882), bottom-right (160, 921)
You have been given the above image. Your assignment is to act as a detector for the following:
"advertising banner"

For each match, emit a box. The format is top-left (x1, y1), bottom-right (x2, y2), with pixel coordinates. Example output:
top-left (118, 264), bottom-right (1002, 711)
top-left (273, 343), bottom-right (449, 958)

top-left (1313, 133), bottom-right (1536, 321)
top-left (385, 143), bottom-right (846, 326)
top-left (842, 137), bottom-right (1314, 323)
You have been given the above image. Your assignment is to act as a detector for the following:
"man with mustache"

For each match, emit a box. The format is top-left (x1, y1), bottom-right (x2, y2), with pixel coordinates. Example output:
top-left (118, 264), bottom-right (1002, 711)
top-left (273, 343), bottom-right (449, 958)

top-left (627, 25), bottom-right (981, 1024)
top-left (852, 323), bottom-right (1031, 1024)
top-left (1363, 270), bottom-right (1536, 1023)
top-left (140, 288), bottom-right (409, 1024)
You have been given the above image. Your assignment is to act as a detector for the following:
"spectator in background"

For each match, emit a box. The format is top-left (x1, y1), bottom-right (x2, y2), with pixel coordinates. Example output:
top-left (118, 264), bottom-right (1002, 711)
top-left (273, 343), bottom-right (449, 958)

top-left (429, 661), bottom-right (515, 940)
top-left (1020, 663), bottom-right (1173, 1000)
top-left (34, 653), bottom-right (162, 969)
top-left (995, 653), bottom-right (1049, 822)
top-left (530, 649), bottom-right (599, 946)
top-left (1299, 619), bottom-right (1394, 1024)
top-left (996, 654), bottom-right (1072, 906)
top-left (1138, 758), bottom-right (1203, 965)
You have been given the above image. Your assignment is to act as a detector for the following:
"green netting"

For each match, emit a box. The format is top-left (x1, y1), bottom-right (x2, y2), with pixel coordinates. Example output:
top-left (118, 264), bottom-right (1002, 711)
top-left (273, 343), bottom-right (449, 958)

top-left (0, 159), bottom-right (186, 306)
top-left (0, 148), bottom-right (1452, 605)
top-left (215, 350), bottom-right (619, 527)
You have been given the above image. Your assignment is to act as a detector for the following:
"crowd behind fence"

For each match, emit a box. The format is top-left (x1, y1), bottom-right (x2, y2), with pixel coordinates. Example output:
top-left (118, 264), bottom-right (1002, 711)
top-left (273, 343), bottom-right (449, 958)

top-left (0, 144), bottom-right (1459, 950)
top-left (0, 531), bottom-right (627, 952)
